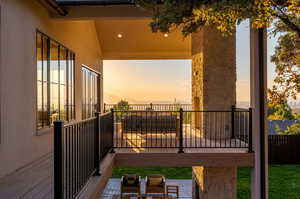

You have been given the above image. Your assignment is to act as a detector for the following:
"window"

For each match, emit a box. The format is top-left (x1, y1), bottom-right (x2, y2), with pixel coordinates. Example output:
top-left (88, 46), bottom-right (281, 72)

top-left (82, 66), bottom-right (100, 119)
top-left (37, 32), bottom-right (75, 129)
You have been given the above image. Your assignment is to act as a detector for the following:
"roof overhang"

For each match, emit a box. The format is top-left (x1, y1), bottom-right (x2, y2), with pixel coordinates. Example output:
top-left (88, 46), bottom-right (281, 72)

top-left (51, 5), bottom-right (152, 19)
top-left (94, 19), bottom-right (191, 60)
top-left (38, 0), bottom-right (68, 16)
top-left (39, 1), bottom-right (191, 60)
top-left (56, 0), bottom-right (134, 6)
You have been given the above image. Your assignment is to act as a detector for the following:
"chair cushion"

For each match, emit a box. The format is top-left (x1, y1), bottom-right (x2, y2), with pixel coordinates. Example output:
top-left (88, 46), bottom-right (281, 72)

top-left (148, 175), bottom-right (164, 186)
top-left (124, 174), bottom-right (138, 185)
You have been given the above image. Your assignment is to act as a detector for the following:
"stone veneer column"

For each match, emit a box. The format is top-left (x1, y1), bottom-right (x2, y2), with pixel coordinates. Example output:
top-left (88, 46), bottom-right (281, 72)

top-left (192, 26), bottom-right (236, 139)
top-left (191, 26), bottom-right (237, 199)
top-left (192, 167), bottom-right (237, 199)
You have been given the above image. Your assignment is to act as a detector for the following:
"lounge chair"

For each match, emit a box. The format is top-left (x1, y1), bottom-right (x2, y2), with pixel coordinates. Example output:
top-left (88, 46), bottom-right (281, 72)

top-left (145, 175), bottom-right (166, 198)
top-left (120, 174), bottom-right (141, 198)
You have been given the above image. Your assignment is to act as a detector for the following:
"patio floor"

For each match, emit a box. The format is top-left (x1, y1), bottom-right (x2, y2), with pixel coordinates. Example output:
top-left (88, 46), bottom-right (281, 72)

top-left (114, 133), bottom-right (248, 153)
top-left (101, 178), bottom-right (192, 199)
top-left (113, 123), bottom-right (249, 150)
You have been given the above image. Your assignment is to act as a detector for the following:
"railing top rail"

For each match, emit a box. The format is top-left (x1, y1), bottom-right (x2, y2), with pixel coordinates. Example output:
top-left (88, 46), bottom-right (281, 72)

top-left (63, 116), bottom-right (97, 127)
top-left (185, 110), bottom-right (250, 112)
top-left (100, 112), bottom-right (112, 117)
top-left (105, 103), bottom-right (193, 105)
top-left (112, 109), bottom-right (250, 113)
top-left (234, 107), bottom-right (250, 111)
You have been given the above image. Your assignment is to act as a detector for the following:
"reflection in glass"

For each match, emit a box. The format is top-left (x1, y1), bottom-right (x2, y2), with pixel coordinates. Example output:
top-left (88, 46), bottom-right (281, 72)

top-left (82, 67), bottom-right (100, 119)
top-left (36, 32), bottom-right (75, 129)
top-left (37, 33), bottom-right (43, 128)
top-left (50, 41), bottom-right (59, 123)
top-left (60, 47), bottom-right (67, 120)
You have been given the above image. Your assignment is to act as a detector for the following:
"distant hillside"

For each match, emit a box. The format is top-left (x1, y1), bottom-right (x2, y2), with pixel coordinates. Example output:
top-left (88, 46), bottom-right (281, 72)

top-left (104, 93), bottom-right (140, 104)
top-left (104, 96), bottom-right (248, 107)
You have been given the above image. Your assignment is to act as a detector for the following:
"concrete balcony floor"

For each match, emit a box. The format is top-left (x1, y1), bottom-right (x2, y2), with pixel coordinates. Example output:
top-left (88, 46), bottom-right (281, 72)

top-left (113, 131), bottom-right (249, 153)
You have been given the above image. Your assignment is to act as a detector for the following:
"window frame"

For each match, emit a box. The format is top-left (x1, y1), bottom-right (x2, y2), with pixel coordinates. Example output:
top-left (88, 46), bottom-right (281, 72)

top-left (36, 30), bottom-right (76, 130)
top-left (81, 64), bottom-right (101, 120)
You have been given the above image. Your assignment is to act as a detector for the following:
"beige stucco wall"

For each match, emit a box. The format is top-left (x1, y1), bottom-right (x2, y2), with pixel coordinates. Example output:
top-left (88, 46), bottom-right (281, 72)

top-left (0, 0), bottom-right (103, 178)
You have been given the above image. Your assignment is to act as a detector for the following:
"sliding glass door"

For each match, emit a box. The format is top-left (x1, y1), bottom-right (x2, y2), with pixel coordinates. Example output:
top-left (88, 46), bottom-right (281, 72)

top-left (82, 66), bottom-right (100, 119)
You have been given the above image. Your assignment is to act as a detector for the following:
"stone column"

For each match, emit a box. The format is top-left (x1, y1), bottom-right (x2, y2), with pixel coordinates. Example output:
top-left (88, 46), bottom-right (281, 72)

top-left (191, 26), bottom-right (237, 199)
top-left (192, 167), bottom-right (237, 199)
top-left (192, 26), bottom-right (236, 139)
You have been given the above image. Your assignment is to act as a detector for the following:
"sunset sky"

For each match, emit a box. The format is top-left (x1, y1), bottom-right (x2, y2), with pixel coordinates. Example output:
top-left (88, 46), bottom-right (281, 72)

top-left (103, 21), bottom-right (278, 104)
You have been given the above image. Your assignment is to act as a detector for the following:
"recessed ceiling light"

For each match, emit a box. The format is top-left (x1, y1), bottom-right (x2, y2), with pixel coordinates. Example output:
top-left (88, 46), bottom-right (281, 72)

top-left (164, 33), bottom-right (169, 38)
top-left (117, 34), bottom-right (123, 38)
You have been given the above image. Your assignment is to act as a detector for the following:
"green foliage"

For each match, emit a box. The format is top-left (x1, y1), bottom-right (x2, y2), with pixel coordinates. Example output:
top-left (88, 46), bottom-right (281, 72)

top-left (113, 100), bottom-right (131, 111)
top-left (274, 124), bottom-right (282, 134)
top-left (276, 123), bottom-right (300, 135)
top-left (173, 100), bottom-right (192, 124)
top-left (267, 99), bottom-right (295, 120)
top-left (266, 1), bottom-right (300, 103)
top-left (269, 20), bottom-right (300, 101)
top-left (134, 0), bottom-right (300, 37)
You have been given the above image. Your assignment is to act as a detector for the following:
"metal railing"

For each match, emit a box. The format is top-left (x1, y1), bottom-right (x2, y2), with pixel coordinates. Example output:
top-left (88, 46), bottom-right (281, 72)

top-left (112, 108), bottom-right (252, 152)
top-left (104, 103), bottom-right (193, 112)
top-left (54, 112), bottom-right (114, 199)
top-left (53, 108), bottom-right (252, 198)
top-left (99, 112), bottom-right (115, 160)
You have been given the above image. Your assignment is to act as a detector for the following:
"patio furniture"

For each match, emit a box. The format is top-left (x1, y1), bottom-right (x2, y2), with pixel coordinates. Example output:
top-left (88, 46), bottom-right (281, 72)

top-left (113, 194), bottom-right (173, 199)
top-left (120, 174), bottom-right (141, 198)
top-left (145, 175), bottom-right (166, 198)
top-left (121, 114), bottom-right (179, 138)
top-left (166, 185), bottom-right (179, 199)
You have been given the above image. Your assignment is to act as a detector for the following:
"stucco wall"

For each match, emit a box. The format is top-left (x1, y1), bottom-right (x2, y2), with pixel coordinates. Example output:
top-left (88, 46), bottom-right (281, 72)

top-left (0, 0), bottom-right (103, 178)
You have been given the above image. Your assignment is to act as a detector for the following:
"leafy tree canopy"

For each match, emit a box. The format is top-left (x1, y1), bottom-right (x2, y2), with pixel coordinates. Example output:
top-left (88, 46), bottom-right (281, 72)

top-left (269, 19), bottom-right (300, 102)
top-left (267, 98), bottom-right (295, 120)
top-left (135, 0), bottom-right (300, 37)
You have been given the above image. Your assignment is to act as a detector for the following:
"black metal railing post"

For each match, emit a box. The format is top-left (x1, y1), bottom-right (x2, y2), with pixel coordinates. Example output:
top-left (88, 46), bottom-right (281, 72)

top-left (150, 103), bottom-right (153, 110)
top-left (54, 120), bottom-right (64, 199)
top-left (248, 108), bottom-right (253, 152)
top-left (178, 108), bottom-right (184, 153)
top-left (94, 112), bottom-right (101, 176)
top-left (231, 105), bottom-right (236, 139)
top-left (110, 108), bottom-right (115, 153)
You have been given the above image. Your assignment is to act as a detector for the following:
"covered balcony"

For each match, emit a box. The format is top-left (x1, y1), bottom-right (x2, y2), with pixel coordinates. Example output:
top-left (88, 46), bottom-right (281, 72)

top-left (0, 104), bottom-right (254, 199)
top-left (0, 0), bottom-right (269, 199)
top-left (110, 106), bottom-right (252, 153)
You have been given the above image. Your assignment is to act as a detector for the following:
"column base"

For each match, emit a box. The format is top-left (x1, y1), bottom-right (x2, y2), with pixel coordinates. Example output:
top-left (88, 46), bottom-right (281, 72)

top-left (192, 166), bottom-right (237, 199)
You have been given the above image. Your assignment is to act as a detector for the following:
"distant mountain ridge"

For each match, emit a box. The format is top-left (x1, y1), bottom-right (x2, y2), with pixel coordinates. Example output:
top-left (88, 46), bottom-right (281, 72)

top-left (104, 93), bottom-right (249, 107)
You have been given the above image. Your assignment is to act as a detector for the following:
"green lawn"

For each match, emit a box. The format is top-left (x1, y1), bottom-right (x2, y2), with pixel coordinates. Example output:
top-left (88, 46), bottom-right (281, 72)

top-left (112, 165), bottom-right (300, 199)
